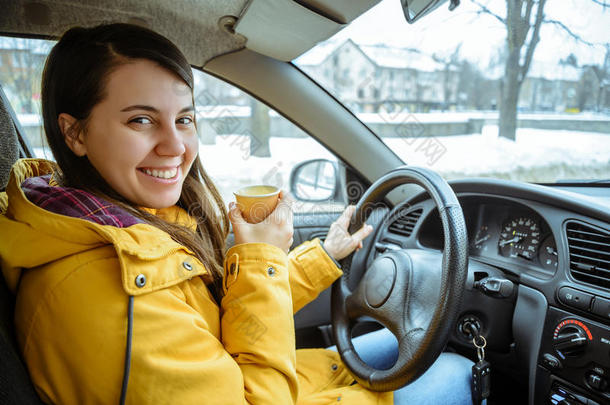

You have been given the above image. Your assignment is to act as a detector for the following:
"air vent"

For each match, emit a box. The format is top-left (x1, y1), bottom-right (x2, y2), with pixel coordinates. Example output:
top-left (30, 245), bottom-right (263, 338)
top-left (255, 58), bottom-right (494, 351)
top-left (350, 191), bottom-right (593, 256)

top-left (566, 221), bottom-right (610, 290)
top-left (388, 209), bottom-right (423, 237)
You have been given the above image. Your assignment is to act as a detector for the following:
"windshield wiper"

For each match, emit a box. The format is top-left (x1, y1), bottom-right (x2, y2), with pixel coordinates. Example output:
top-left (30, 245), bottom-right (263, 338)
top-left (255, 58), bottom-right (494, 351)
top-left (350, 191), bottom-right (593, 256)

top-left (554, 179), bottom-right (610, 185)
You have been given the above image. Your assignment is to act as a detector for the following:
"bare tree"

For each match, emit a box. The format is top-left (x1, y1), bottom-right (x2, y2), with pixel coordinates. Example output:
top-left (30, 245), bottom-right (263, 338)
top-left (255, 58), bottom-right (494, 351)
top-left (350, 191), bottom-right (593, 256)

top-left (456, 60), bottom-right (492, 109)
top-left (598, 46), bottom-right (610, 111)
top-left (473, 0), bottom-right (609, 140)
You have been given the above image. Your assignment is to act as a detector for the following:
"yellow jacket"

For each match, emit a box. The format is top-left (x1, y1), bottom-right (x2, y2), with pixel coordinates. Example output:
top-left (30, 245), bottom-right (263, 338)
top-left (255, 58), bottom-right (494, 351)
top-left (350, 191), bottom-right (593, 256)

top-left (0, 159), bottom-right (392, 404)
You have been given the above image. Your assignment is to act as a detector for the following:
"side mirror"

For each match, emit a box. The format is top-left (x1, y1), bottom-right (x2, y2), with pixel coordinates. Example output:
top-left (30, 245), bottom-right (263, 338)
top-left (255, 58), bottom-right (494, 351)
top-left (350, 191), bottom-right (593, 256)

top-left (401, 0), bottom-right (460, 24)
top-left (289, 159), bottom-right (343, 203)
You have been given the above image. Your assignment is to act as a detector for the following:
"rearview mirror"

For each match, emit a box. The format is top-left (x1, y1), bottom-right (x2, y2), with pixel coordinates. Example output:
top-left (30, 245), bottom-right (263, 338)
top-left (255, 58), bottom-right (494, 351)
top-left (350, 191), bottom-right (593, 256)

top-left (401, 0), bottom-right (460, 24)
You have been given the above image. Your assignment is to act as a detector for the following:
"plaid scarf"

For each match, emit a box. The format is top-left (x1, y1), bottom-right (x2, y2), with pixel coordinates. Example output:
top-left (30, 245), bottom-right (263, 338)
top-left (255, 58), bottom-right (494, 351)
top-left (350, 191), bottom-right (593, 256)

top-left (21, 174), bottom-right (142, 228)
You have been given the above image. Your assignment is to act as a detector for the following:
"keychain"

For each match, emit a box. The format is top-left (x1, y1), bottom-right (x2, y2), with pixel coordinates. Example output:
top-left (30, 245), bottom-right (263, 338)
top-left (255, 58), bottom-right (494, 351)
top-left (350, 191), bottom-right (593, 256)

top-left (466, 323), bottom-right (491, 405)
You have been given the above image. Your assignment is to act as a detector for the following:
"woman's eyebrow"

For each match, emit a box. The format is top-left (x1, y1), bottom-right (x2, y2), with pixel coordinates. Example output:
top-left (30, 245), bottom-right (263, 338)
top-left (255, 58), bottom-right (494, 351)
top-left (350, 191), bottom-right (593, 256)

top-left (120, 105), bottom-right (194, 113)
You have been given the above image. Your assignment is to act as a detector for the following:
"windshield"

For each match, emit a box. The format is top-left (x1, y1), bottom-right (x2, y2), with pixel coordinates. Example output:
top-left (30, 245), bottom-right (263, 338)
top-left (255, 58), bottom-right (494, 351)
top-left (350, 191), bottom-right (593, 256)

top-left (295, 0), bottom-right (610, 184)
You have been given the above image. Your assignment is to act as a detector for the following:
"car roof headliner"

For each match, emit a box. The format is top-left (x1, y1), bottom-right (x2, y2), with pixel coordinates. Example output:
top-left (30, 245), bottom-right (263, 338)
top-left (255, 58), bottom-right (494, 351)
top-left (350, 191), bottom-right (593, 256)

top-left (0, 0), bottom-right (248, 68)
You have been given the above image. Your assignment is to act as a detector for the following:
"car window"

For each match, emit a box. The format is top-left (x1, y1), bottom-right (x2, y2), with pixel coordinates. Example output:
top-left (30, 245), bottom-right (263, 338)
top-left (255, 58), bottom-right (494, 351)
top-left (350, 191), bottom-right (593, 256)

top-left (0, 36), bottom-right (346, 213)
top-left (295, 0), bottom-right (610, 184)
top-left (0, 37), bottom-right (53, 159)
top-left (191, 69), bottom-right (345, 213)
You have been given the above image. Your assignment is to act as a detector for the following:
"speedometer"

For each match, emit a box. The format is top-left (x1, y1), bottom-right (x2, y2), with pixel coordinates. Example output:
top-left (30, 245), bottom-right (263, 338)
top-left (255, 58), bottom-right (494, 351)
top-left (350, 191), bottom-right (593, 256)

top-left (498, 217), bottom-right (541, 260)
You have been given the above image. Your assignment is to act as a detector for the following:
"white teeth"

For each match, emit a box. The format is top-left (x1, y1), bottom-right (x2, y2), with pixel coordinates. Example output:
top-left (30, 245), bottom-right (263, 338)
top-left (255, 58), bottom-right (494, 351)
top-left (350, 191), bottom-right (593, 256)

top-left (142, 167), bottom-right (177, 179)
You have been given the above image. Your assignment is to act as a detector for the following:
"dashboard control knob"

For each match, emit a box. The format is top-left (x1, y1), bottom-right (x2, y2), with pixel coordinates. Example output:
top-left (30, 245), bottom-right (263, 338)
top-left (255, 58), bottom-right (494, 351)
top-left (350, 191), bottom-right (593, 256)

top-left (542, 353), bottom-right (562, 369)
top-left (553, 324), bottom-right (588, 356)
top-left (586, 372), bottom-right (608, 391)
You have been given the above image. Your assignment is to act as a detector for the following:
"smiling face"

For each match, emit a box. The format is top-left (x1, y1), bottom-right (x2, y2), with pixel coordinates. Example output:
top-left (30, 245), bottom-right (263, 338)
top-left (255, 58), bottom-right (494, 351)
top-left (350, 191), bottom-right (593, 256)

top-left (61, 59), bottom-right (198, 209)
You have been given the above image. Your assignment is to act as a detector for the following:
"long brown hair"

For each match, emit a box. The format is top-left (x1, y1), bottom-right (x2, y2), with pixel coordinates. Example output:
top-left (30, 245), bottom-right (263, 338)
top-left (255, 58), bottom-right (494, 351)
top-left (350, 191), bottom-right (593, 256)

top-left (41, 23), bottom-right (229, 298)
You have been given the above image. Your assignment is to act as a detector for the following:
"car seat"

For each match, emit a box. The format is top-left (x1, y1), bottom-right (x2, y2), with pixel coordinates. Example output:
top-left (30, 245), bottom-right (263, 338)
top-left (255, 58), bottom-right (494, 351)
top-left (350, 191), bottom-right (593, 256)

top-left (0, 83), bottom-right (45, 404)
top-left (0, 84), bottom-right (20, 192)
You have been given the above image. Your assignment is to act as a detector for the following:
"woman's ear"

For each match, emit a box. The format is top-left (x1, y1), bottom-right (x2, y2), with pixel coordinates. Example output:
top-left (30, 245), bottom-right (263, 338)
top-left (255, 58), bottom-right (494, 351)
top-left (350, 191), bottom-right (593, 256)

top-left (58, 113), bottom-right (87, 156)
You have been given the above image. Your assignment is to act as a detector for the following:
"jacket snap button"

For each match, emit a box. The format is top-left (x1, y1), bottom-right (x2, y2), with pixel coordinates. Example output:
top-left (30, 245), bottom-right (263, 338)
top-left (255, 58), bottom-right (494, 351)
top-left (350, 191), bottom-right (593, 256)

top-left (182, 261), bottom-right (193, 271)
top-left (331, 363), bottom-right (338, 371)
top-left (267, 267), bottom-right (276, 277)
top-left (135, 274), bottom-right (147, 287)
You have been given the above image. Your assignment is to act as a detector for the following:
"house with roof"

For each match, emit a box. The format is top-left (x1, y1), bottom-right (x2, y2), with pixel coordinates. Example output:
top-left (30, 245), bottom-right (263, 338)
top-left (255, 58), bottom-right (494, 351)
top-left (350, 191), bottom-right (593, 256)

top-left (297, 39), bottom-right (460, 113)
top-left (518, 61), bottom-right (581, 112)
top-left (516, 58), bottom-right (610, 113)
top-left (300, 39), bottom-right (610, 114)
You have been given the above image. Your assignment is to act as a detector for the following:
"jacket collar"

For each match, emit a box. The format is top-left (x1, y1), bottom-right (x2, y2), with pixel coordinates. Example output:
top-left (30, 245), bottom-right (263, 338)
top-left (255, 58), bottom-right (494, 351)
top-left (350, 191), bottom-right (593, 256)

top-left (21, 174), bottom-right (143, 228)
top-left (1, 159), bottom-right (212, 295)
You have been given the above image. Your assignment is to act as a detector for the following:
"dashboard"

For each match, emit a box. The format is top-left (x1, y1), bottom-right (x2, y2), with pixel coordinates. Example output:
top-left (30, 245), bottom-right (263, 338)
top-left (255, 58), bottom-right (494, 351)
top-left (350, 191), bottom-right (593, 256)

top-left (416, 196), bottom-right (558, 277)
top-left (371, 179), bottom-right (610, 405)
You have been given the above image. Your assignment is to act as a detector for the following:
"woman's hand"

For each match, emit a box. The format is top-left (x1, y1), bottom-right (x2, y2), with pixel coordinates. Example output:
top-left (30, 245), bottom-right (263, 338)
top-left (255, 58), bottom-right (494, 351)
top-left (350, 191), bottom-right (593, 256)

top-left (228, 190), bottom-right (294, 253)
top-left (323, 205), bottom-right (374, 261)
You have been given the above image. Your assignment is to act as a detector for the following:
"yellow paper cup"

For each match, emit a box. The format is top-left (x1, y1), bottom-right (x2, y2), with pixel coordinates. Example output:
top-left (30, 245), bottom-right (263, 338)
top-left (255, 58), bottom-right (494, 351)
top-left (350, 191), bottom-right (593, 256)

top-left (233, 185), bottom-right (281, 224)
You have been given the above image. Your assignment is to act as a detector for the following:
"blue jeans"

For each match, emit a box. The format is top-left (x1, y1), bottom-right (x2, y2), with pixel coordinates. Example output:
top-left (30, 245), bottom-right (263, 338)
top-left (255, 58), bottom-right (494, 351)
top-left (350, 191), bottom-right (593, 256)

top-left (327, 328), bottom-right (475, 405)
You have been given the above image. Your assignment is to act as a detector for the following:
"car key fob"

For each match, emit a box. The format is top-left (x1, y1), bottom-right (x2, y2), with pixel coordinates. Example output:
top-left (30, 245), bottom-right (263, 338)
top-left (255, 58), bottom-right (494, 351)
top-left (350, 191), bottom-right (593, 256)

top-left (471, 359), bottom-right (491, 404)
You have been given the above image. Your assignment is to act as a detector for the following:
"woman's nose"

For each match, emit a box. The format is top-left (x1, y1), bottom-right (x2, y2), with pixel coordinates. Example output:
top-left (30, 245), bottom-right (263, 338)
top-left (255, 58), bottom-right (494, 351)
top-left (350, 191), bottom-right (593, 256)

top-left (155, 123), bottom-right (187, 156)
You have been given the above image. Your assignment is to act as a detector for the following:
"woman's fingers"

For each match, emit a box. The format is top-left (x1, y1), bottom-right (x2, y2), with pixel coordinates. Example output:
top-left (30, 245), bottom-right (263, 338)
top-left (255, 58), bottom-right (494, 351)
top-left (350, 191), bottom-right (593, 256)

top-left (278, 190), bottom-right (295, 209)
top-left (352, 222), bottom-right (374, 247)
top-left (272, 190), bottom-right (294, 224)
top-left (337, 222), bottom-right (373, 253)
top-left (336, 205), bottom-right (372, 240)
top-left (336, 204), bottom-right (356, 229)
top-left (323, 206), bottom-right (375, 260)
top-left (228, 202), bottom-right (246, 224)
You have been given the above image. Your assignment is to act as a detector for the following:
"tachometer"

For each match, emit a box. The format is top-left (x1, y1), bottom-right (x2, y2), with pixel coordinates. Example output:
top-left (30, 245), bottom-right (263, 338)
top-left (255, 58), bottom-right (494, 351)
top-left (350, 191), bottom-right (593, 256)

top-left (471, 225), bottom-right (491, 253)
top-left (498, 217), bottom-right (541, 260)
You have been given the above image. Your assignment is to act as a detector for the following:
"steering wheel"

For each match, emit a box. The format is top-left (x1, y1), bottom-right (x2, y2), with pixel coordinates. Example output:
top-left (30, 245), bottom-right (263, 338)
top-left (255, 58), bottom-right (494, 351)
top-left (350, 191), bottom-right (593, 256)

top-left (331, 166), bottom-right (468, 392)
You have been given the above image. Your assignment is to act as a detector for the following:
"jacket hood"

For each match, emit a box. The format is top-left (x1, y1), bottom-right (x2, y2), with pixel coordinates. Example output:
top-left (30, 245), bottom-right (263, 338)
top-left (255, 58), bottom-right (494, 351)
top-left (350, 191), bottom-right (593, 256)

top-left (0, 158), bottom-right (211, 295)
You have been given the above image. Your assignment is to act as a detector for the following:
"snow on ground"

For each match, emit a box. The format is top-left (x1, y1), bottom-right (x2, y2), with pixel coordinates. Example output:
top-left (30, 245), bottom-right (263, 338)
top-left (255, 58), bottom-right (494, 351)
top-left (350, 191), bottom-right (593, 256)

top-left (357, 111), bottom-right (610, 124)
top-left (202, 126), bottom-right (610, 203)
top-left (383, 126), bottom-right (610, 177)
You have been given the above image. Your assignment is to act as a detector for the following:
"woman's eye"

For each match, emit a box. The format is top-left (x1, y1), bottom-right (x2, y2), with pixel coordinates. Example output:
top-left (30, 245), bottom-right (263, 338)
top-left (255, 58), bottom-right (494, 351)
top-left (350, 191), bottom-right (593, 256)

top-left (177, 116), bottom-right (194, 125)
top-left (130, 117), bottom-right (152, 125)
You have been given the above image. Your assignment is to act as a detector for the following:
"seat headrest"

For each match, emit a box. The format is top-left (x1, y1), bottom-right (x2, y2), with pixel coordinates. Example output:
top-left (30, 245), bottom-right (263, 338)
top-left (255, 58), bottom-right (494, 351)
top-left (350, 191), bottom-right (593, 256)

top-left (0, 85), bottom-right (20, 191)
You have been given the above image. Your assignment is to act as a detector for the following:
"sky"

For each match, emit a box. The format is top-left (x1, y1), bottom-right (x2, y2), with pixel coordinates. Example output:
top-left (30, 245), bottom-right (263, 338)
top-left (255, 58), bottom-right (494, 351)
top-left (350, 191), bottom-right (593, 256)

top-left (301, 0), bottom-right (610, 70)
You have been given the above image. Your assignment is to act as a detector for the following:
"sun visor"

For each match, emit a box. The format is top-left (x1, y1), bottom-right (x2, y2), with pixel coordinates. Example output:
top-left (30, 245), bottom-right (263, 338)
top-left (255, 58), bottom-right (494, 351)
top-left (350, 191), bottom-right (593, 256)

top-left (234, 0), bottom-right (380, 61)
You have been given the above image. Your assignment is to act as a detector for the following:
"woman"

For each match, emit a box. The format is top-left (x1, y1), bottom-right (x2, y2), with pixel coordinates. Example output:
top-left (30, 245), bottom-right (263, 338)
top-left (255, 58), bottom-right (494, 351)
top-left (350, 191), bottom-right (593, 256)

top-left (0, 24), bottom-right (473, 404)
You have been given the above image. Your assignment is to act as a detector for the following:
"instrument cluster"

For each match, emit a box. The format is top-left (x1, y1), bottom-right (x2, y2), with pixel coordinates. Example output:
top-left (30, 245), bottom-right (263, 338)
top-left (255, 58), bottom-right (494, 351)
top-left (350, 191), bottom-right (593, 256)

top-left (415, 197), bottom-right (559, 275)
top-left (471, 213), bottom-right (558, 272)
